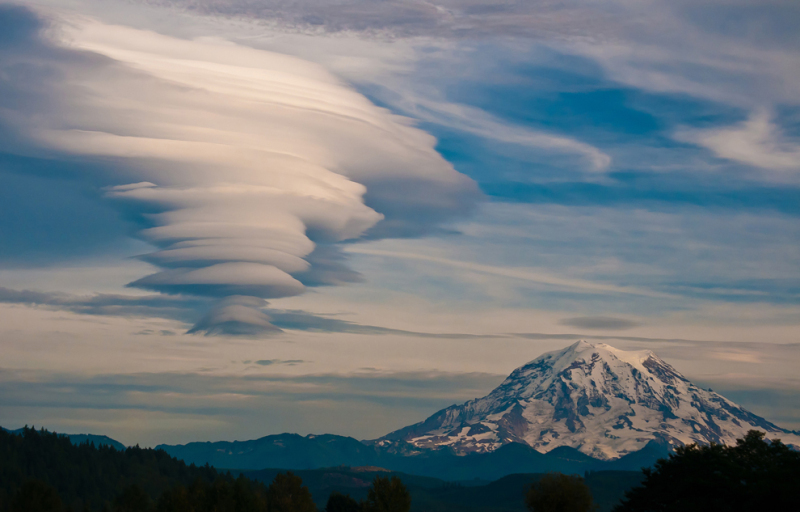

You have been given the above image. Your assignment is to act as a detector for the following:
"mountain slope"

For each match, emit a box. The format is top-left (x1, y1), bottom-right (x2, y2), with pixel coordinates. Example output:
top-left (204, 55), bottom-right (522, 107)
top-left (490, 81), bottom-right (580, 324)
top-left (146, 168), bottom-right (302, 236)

top-left (157, 433), bottom-right (379, 470)
top-left (156, 432), bottom-right (667, 479)
top-left (376, 340), bottom-right (800, 460)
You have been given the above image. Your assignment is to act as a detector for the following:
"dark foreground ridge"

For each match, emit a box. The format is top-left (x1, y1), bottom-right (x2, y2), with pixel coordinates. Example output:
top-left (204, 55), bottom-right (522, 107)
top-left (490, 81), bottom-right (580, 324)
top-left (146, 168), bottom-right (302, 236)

top-left (0, 426), bottom-right (643, 512)
top-left (240, 467), bottom-right (643, 512)
top-left (0, 426), bottom-right (219, 511)
top-left (1, 426), bottom-right (125, 451)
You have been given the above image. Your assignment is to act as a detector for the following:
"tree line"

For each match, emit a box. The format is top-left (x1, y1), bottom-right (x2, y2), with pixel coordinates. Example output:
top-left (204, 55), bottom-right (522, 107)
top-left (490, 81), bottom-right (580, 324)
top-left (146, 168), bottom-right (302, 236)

top-left (525, 430), bottom-right (800, 512)
top-left (4, 426), bottom-right (798, 512)
top-left (0, 427), bottom-right (411, 512)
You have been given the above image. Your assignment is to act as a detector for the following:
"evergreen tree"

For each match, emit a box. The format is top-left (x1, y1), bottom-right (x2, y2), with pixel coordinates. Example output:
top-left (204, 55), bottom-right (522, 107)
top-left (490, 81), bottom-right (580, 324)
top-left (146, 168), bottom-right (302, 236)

top-left (10, 480), bottom-right (63, 512)
top-left (614, 430), bottom-right (800, 512)
top-left (362, 476), bottom-right (411, 512)
top-left (155, 476), bottom-right (270, 512)
top-left (267, 472), bottom-right (316, 512)
top-left (113, 485), bottom-right (151, 512)
top-left (525, 473), bottom-right (595, 512)
top-left (324, 491), bottom-right (360, 512)
top-left (0, 427), bottom-right (239, 512)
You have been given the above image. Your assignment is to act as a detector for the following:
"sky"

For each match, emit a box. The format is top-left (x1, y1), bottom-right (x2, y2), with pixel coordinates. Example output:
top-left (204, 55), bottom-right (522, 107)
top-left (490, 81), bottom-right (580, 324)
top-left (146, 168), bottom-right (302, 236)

top-left (0, 0), bottom-right (799, 447)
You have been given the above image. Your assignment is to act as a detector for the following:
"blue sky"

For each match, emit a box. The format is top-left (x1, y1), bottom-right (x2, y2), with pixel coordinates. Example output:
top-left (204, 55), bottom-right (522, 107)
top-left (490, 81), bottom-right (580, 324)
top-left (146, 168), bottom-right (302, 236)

top-left (0, 0), bottom-right (799, 446)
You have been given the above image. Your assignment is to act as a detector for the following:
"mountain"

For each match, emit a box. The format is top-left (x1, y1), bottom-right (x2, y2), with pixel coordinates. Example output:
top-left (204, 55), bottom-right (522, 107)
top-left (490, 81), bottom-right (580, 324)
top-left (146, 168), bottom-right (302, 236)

top-left (376, 340), bottom-right (800, 460)
top-left (157, 433), bottom-right (376, 470)
top-left (156, 341), bottom-right (798, 478)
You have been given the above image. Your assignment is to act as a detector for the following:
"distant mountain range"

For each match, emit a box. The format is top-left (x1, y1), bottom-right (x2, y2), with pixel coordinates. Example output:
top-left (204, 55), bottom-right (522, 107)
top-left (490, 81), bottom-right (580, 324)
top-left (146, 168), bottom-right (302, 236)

top-left (157, 432), bottom-right (671, 480)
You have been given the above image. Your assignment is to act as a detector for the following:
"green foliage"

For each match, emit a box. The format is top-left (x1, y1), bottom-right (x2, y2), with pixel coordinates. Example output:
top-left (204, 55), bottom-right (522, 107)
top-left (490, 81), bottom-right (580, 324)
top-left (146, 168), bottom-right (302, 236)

top-left (324, 491), bottom-right (360, 512)
top-left (613, 430), bottom-right (800, 512)
top-left (525, 472), bottom-right (595, 512)
top-left (363, 476), bottom-right (411, 512)
top-left (267, 472), bottom-right (317, 512)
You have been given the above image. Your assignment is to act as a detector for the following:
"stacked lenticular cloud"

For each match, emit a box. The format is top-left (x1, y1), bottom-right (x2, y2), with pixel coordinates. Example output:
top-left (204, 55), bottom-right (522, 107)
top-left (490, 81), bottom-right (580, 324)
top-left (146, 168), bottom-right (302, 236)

top-left (1, 8), bottom-right (478, 334)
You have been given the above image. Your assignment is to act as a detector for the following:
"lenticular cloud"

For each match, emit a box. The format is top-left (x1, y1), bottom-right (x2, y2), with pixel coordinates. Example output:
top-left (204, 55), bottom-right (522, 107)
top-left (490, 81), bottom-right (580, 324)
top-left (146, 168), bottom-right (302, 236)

top-left (0, 7), bottom-right (479, 335)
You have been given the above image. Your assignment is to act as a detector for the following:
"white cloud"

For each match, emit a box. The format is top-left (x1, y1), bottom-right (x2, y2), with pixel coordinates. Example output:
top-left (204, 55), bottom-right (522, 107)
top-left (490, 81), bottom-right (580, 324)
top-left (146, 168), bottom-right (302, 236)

top-left (391, 96), bottom-right (612, 172)
top-left (676, 110), bottom-right (800, 173)
top-left (345, 247), bottom-right (673, 298)
top-left (0, 8), bottom-right (479, 333)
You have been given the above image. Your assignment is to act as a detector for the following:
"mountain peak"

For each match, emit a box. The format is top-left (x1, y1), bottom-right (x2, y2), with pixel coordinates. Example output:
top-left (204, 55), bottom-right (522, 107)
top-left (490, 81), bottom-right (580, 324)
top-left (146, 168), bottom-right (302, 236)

top-left (537, 340), bottom-right (656, 370)
top-left (378, 341), bottom-right (800, 460)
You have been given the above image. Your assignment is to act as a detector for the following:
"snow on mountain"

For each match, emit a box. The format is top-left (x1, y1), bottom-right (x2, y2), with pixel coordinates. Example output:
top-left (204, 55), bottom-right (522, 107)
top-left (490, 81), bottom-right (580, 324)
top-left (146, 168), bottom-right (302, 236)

top-left (377, 340), bottom-right (800, 460)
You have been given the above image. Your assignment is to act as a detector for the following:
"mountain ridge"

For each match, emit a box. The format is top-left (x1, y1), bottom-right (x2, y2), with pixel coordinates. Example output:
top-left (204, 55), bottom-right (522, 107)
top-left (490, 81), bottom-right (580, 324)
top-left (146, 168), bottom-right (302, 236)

top-left (156, 432), bottom-right (671, 480)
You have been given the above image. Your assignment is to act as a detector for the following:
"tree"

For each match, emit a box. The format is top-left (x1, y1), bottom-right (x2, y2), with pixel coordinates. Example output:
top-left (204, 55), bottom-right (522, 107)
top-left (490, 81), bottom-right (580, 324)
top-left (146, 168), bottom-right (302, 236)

top-left (362, 476), bottom-right (411, 512)
top-left (155, 485), bottom-right (193, 512)
top-left (325, 492), bottom-right (360, 512)
top-left (613, 430), bottom-right (800, 512)
top-left (267, 472), bottom-right (316, 512)
top-left (113, 485), bottom-right (152, 512)
top-left (0, 426), bottom-right (219, 511)
top-left (525, 473), bottom-right (595, 512)
top-left (156, 475), bottom-right (269, 512)
top-left (10, 480), bottom-right (63, 512)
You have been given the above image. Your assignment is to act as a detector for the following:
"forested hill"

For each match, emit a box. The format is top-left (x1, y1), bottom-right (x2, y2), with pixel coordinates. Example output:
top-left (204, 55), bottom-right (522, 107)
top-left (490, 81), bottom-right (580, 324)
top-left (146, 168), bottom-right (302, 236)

top-left (0, 426), bottom-right (242, 511)
top-left (1, 427), bottom-right (126, 452)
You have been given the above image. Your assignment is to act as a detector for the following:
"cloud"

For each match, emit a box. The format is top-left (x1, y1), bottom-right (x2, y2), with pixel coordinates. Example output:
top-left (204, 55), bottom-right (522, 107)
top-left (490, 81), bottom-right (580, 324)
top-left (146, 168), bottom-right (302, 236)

top-left (188, 296), bottom-right (280, 336)
top-left (0, 284), bottom-right (501, 338)
top-left (267, 309), bottom-right (501, 338)
top-left (0, 367), bottom-right (505, 443)
top-left (676, 110), bottom-right (800, 173)
top-left (345, 247), bottom-right (677, 299)
top-left (292, 245), bottom-right (364, 287)
top-left (0, 286), bottom-right (207, 323)
top-left (254, 359), bottom-right (306, 366)
top-left (3, 352), bottom-right (800, 444)
top-left (512, 332), bottom-right (712, 344)
top-left (559, 316), bottom-right (641, 330)
top-left (0, 5), bottom-right (479, 335)
top-left (140, 0), bottom-right (632, 40)
top-left (133, 329), bottom-right (178, 336)
top-left (389, 95), bottom-right (611, 173)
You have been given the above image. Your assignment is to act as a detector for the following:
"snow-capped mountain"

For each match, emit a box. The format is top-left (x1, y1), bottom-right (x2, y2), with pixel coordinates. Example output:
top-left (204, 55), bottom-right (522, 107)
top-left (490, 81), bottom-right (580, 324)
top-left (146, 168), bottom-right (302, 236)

top-left (377, 340), bottom-right (800, 460)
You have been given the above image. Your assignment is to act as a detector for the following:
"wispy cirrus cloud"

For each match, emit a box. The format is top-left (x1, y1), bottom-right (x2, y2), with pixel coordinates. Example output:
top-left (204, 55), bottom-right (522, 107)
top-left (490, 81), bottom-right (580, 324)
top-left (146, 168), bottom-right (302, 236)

top-left (559, 316), bottom-right (641, 331)
top-left (676, 110), bottom-right (800, 175)
top-left (388, 95), bottom-right (612, 172)
top-left (0, 367), bottom-right (505, 444)
top-left (0, 285), bottom-right (207, 324)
